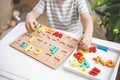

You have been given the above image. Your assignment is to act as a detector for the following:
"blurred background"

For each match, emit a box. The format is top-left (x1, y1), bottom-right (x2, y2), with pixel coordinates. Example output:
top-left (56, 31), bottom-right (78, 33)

top-left (0, 0), bottom-right (119, 80)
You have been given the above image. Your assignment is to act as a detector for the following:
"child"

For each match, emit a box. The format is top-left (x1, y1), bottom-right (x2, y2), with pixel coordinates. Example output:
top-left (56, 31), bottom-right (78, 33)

top-left (25, 0), bottom-right (93, 49)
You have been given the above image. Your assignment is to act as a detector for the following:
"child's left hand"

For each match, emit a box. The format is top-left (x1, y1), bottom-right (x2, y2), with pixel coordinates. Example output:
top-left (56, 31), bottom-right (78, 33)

top-left (79, 33), bottom-right (92, 49)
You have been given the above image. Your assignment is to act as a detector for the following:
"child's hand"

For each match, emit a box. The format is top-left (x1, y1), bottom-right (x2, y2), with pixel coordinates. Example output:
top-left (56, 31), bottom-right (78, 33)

top-left (79, 33), bottom-right (92, 49)
top-left (25, 12), bottom-right (38, 32)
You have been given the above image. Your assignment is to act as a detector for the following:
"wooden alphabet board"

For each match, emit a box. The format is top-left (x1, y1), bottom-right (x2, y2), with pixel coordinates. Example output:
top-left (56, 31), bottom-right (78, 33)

top-left (10, 24), bottom-right (79, 69)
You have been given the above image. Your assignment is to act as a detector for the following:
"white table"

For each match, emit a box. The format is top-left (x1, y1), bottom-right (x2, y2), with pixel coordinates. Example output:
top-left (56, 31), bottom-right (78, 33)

top-left (0, 22), bottom-right (120, 80)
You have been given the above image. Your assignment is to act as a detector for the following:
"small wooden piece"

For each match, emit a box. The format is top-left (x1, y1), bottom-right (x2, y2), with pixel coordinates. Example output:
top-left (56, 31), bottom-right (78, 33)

top-left (34, 49), bottom-right (42, 55)
top-left (46, 29), bottom-right (54, 34)
top-left (80, 60), bottom-right (90, 68)
top-left (50, 46), bottom-right (59, 54)
top-left (93, 56), bottom-right (115, 67)
top-left (106, 60), bottom-right (115, 68)
top-left (93, 56), bottom-right (106, 66)
top-left (78, 57), bottom-right (85, 63)
top-left (97, 45), bottom-right (108, 52)
top-left (28, 37), bottom-right (35, 42)
top-left (25, 45), bottom-right (35, 52)
top-left (52, 31), bottom-right (63, 38)
top-left (74, 52), bottom-right (83, 60)
top-left (79, 67), bottom-right (87, 73)
top-left (89, 46), bottom-right (97, 53)
top-left (69, 58), bottom-right (80, 67)
top-left (19, 42), bottom-right (28, 48)
top-left (35, 24), bottom-right (41, 30)
top-left (89, 67), bottom-right (101, 76)
top-left (38, 26), bottom-right (48, 33)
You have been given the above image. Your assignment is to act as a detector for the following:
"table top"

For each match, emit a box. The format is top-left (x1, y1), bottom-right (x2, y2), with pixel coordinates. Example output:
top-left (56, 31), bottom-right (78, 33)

top-left (0, 22), bottom-right (120, 80)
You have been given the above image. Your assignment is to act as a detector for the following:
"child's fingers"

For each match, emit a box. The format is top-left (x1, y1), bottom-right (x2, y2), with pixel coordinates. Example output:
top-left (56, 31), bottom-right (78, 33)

top-left (79, 39), bottom-right (90, 49)
top-left (28, 22), bottom-right (33, 32)
top-left (79, 35), bottom-right (83, 41)
top-left (85, 41), bottom-right (90, 48)
top-left (34, 20), bottom-right (38, 26)
top-left (79, 35), bottom-right (84, 44)
top-left (82, 38), bottom-right (88, 45)
top-left (25, 23), bottom-right (29, 31)
top-left (25, 22), bottom-right (31, 32)
top-left (80, 44), bottom-right (87, 49)
top-left (29, 22), bottom-right (35, 31)
top-left (80, 37), bottom-right (88, 45)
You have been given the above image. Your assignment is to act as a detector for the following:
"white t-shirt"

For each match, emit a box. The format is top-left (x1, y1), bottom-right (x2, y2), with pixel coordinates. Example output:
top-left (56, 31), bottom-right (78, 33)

top-left (34, 0), bottom-right (89, 35)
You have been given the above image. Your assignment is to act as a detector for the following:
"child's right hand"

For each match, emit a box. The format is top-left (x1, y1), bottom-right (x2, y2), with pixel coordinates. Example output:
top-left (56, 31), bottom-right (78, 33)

top-left (25, 12), bottom-right (38, 32)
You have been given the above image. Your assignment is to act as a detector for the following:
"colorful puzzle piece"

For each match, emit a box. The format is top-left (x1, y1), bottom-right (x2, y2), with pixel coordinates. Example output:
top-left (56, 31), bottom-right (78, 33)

top-left (38, 26), bottom-right (48, 33)
top-left (69, 58), bottom-right (80, 67)
top-left (34, 49), bottom-right (42, 55)
top-left (50, 46), bottom-right (59, 54)
top-left (46, 29), bottom-right (54, 34)
top-left (97, 45), bottom-right (108, 52)
top-left (89, 67), bottom-right (101, 76)
top-left (80, 60), bottom-right (90, 68)
top-left (74, 52), bottom-right (83, 60)
top-left (89, 46), bottom-right (97, 53)
top-left (35, 24), bottom-right (41, 30)
top-left (25, 45), bottom-right (35, 51)
top-left (106, 60), bottom-right (115, 68)
top-left (78, 56), bottom-right (85, 63)
top-left (77, 49), bottom-right (85, 55)
top-left (52, 32), bottom-right (63, 38)
top-left (28, 37), bottom-right (35, 42)
top-left (93, 56), bottom-right (106, 66)
top-left (19, 42), bottom-right (28, 48)
top-left (93, 56), bottom-right (115, 67)
top-left (28, 31), bottom-right (32, 34)
top-left (79, 67), bottom-right (88, 73)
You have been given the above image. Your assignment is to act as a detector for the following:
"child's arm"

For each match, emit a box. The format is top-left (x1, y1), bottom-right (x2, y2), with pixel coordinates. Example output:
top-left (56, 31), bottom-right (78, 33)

top-left (25, 10), bottom-right (40, 32)
top-left (25, 0), bottom-right (46, 32)
top-left (79, 12), bottom-right (93, 49)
